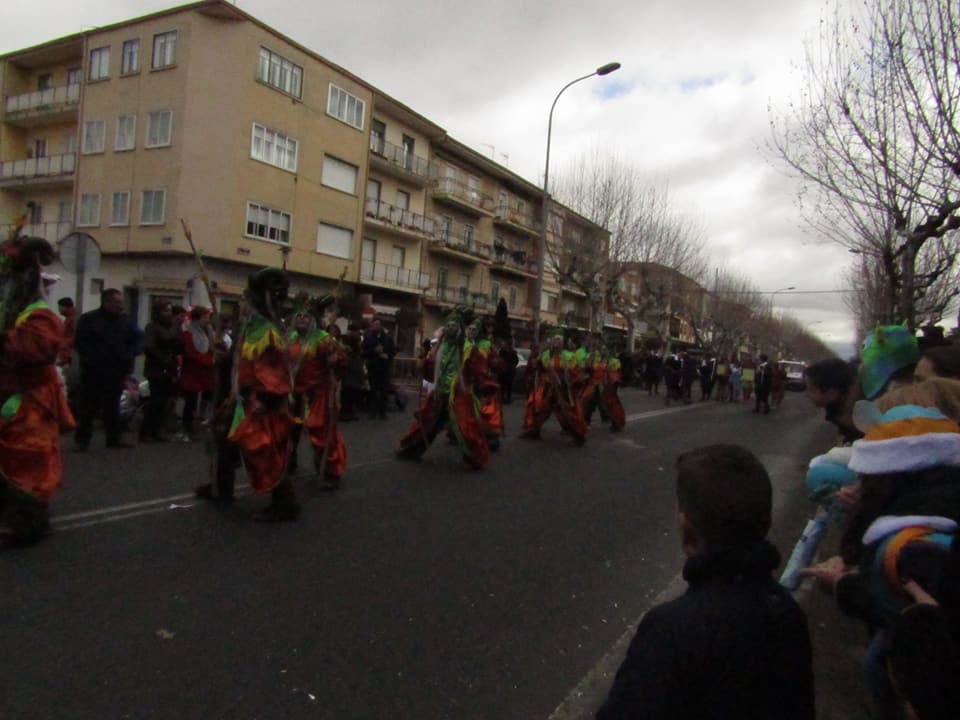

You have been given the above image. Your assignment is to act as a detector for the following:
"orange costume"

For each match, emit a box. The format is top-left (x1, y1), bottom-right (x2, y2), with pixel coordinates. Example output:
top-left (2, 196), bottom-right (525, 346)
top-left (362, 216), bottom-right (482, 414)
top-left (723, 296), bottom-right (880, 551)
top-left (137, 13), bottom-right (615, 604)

top-left (468, 338), bottom-right (504, 449)
top-left (0, 299), bottom-right (75, 539)
top-left (603, 356), bottom-right (626, 431)
top-left (295, 327), bottom-right (348, 483)
top-left (520, 345), bottom-right (588, 445)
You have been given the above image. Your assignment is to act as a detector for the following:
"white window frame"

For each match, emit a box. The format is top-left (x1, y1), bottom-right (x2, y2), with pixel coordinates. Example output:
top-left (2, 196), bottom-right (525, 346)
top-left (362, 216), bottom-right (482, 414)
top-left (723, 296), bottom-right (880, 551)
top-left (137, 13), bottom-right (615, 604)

top-left (81, 120), bottom-right (105, 154)
top-left (77, 193), bottom-right (101, 227)
top-left (151, 31), bottom-right (177, 69)
top-left (88, 46), bottom-right (110, 81)
top-left (245, 202), bottom-right (291, 245)
top-left (121, 39), bottom-right (140, 74)
top-left (320, 155), bottom-right (358, 194)
top-left (110, 191), bottom-right (130, 226)
top-left (145, 110), bottom-right (172, 148)
top-left (140, 189), bottom-right (166, 226)
top-left (256, 47), bottom-right (303, 99)
top-left (315, 222), bottom-right (353, 259)
top-left (250, 123), bottom-right (297, 172)
top-left (326, 84), bottom-right (365, 130)
top-left (115, 113), bottom-right (136, 151)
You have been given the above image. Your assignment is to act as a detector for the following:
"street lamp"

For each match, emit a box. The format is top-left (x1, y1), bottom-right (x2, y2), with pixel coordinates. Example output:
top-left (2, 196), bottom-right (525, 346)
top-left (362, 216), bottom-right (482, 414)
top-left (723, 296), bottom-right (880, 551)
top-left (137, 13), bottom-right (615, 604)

top-left (534, 62), bottom-right (621, 343)
top-left (768, 285), bottom-right (795, 314)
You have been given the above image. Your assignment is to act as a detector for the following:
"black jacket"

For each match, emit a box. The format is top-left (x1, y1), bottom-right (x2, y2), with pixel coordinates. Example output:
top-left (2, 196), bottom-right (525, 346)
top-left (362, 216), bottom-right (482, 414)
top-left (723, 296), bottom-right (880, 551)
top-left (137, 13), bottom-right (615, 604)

top-left (75, 308), bottom-right (142, 382)
top-left (597, 541), bottom-right (814, 720)
top-left (143, 321), bottom-right (182, 381)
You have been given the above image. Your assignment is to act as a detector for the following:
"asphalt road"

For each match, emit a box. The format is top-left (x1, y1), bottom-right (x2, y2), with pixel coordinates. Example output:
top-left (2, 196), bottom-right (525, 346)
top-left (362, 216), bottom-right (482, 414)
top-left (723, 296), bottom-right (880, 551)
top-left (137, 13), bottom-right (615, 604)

top-left (1, 387), bottom-right (835, 720)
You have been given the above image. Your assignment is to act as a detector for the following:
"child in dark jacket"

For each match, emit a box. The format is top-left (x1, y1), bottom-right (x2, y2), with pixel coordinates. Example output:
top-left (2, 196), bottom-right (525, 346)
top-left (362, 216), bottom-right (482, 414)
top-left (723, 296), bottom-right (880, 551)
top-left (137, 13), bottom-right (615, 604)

top-left (597, 444), bottom-right (815, 720)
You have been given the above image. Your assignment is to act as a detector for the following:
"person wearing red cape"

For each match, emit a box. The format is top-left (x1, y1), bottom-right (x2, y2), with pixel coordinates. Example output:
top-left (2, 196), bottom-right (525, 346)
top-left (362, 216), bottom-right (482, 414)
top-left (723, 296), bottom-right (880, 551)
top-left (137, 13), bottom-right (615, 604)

top-left (520, 332), bottom-right (588, 445)
top-left (0, 235), bottom-right (75, 545)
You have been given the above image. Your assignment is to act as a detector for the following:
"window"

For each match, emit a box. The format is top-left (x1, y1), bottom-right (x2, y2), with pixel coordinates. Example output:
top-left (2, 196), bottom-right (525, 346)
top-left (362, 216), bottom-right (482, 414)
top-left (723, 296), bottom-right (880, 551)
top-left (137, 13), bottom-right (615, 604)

top-left (145, 110), bottom-right (172, 147)
top-left (89, 47), bottom-right (110, 81)
top-left (361, 238), bottom-right (376, 262)
top-left (401, 135), bottom-right (415, 168)
top-left (327, 84), bottom-right (365, 130)
top-left (37, 74), bottom-right (52, 91)
top-left (542, 291), bottom-right (558, 313)
top-left (321, 155), bottom-right (358, 194)
top-left (437, 268), bottom-right (448, 289)
top-left (250, 123), bottom-right (297, 172)
top-left (396, 190), bottom-right (410, 210)
top-left (64, 132), bottom-right (77, 155)
top-left (115, 114), bottom-right (136, 150)
top-left (67, 67), bottom-right (82, 85)
top-left (140, 189), bottom-right (166, 225)
top-left (152, 31), bottom-right (177, 69)
top-left (110, 191), bottom-right (130, 226)
top-left (490, 280), bottom-right (501, 305)
top-left (366, 179), bottom-right (381, 201)
top-left (81, 120), bottom-right (105, 154)
top-left (58, 201), bottom-right (72, 223)
top-left (509, 286), bottom-right (518, 309)
top-left (371, 119), bottom-right (386, 153)
top-left (391, 246), bottom-right (405, 268)
top-left (34, 139), bottom-right (47, 158)
top-left (464, 224), bottom-right (475, 247)
top-left (77, 194), bottom-right (101, 227)
top-left (28, 203), bottom-right (42, 224)
top-left (315, 222), bottom-right (352, 258)
top-left (121, 39), bottom-right (140, 74)
top-left (256, 47), bottom-right (303, 98)
top-left (246, 202), bottom-right (291, 244)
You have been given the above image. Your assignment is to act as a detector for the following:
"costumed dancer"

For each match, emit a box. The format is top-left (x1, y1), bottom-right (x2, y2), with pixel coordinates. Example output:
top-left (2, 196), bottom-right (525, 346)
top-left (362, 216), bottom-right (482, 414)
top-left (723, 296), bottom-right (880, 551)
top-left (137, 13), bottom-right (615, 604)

top-left (294, 295), bottom-right (348, 489)
top-left (520, 333), bottom-right (588, 445)
top-left (285, 302), bottom-right (312, 473)
top-left (471, 320), bottom-right (504, 451)
top-left (602, 348), bottom-right (626, 431)
top-left (226, 269), bottom-right (299, 521)
top-left (0, 235), bottom-right (75, 545)
top-left (396, 308), bottom-right (489, 469)
top-left (580, 335), bottom-right (606, 425)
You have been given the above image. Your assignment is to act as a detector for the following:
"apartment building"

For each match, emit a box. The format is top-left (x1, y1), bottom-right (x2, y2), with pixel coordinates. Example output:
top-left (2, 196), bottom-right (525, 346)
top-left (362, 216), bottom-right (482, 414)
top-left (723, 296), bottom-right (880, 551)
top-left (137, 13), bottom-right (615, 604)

top-left (0, 0), bottom-right (610, 354)
top-left (614, 261), bottom-right (706, 351)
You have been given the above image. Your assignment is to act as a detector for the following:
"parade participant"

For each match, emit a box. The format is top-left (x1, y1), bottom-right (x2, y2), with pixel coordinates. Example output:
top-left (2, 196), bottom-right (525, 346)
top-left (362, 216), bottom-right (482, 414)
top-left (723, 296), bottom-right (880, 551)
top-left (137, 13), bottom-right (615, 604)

top-left (285, 303), bottom-right (313, 473)
top-left (396, 308), bottom-right (488, 469)
top-left (602, 346), bottom-right (626, 432)
top-left (471, 319), bottom-right (504, 451)
top-left (179, 306), bottom-right (215, 440)
top-left (225, 268), bottom-right (299, 521)
top-left (295, 295), bottom-right (348, 489)
top-left (580, 335), bottom-right (606, 425)
top-left (520, 333), bottom-right (588, 445)
top-left (0, 236), bottom-right (75, 544)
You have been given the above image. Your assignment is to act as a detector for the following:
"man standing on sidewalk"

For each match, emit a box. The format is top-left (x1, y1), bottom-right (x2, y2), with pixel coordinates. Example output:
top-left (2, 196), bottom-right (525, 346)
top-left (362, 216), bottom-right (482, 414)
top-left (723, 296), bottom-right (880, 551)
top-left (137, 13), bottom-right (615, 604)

top-left (73, 289), bottom-right (141, 451)
top-left (362, 318), bottom-right (395, 420)
top-left (755, 354), bottom-right (772, 414)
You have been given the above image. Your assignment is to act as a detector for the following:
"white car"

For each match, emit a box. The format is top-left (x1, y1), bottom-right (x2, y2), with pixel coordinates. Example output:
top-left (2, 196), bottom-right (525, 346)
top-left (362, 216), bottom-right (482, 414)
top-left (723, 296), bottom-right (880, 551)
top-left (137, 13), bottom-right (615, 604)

top-left (781, 360), bottom-right (807, 390)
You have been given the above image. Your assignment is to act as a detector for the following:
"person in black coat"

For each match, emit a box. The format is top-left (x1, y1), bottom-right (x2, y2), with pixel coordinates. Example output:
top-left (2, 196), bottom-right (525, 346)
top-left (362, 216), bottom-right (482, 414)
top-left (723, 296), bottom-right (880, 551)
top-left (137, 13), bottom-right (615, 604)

top-left (755, 354), bottom-right (772, 414)
top-left (73, 289), bottom-right (142, 450)
top-left (597, 444), bottom-right (815, 720)
top-left (140, 300), bottom-right (181, 442)
top-left (361, 318), bottom-right (396, 419)
top-left (498, 339), bottom-right (519, 404)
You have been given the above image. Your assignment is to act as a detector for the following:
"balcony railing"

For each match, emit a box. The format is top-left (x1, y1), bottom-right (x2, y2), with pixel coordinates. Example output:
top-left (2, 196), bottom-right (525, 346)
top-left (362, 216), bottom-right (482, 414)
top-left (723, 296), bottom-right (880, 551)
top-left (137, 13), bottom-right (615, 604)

top-left (368, 135), bottom-right (431, 180)
top-left (561, 312), bottom-right (591, 329)
top-left (433, 176), bottom-right (495, 213)
top-left (491, 243), bottom-right (533, 274)
top-left (364, 198), bottom-right (435, 235)
top-left (427, 286), bottom-right (494, 308)
top-left (431, 226), bottom-right (492, 260)
top-left (359, 259), bottom-right (430, 291)
top-left (4, 83), bottom-right (81, 115)
top-left (0, 220), bottom-right (73, 244)
top-left (0, 153), bottom-right (76, 182)
top-left (495, 200), bottom-right (540, 234)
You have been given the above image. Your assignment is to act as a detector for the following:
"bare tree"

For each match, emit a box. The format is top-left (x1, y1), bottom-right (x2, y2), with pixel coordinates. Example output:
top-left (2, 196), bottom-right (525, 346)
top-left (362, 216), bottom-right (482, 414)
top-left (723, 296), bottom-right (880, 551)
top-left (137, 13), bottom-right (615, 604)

top-left (551, 150), bottom-right (707, 342)
top-left (770, 0), bottom-right (960, 329)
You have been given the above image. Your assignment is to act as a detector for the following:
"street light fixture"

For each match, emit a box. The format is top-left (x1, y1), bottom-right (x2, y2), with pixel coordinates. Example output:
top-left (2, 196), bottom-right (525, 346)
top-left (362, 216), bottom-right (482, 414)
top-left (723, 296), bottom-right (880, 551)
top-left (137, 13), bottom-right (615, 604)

top-left (768, 285), bottom-right (795, 314)
top-left (534, 62), bottom-right (622, 343)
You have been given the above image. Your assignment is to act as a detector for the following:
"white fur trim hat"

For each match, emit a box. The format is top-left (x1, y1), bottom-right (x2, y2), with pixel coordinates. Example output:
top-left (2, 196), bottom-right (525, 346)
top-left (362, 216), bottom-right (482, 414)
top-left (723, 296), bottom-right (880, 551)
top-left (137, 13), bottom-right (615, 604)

top-left (848, 402), bottom-right (960, 475)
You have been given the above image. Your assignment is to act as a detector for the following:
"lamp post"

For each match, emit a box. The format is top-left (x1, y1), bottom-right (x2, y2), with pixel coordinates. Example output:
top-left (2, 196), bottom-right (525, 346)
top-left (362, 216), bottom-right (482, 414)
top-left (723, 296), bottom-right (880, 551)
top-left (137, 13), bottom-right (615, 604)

top-left (768, 285), bottom-right (795, 315)
top-left (534, 62), bottom-right (621, 343)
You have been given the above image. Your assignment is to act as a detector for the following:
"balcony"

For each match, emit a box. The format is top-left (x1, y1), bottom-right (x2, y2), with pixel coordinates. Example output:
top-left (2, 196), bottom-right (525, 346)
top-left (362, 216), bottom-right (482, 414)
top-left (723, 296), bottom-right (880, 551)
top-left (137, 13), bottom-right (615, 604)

top-left (428, 227), bottom-right (491, 264)
top-left (560, 311), bottom-right (591, 330)
top-left (432, 176), bottom-right (495, 216)
top-left (424, 285), bottom-right (492, 309)
top-left (0, 153), bottom-right (76, 191)
top-left (3, 84), bottom-right (81, 128)
top-left (369, 135), bottom-right (431, 186)
top-left (490, 243), bottom-right (536, 279)
top-left (364, 198), bottom-right (435, 240)
top-left (0, 220), bottom-right (73, 244)
top-left (494, 200), bottom-right (540, 237)
top-left (506, 302), bottom-right (533, 319)
top-left (359, 259), bottom-right (430, 294)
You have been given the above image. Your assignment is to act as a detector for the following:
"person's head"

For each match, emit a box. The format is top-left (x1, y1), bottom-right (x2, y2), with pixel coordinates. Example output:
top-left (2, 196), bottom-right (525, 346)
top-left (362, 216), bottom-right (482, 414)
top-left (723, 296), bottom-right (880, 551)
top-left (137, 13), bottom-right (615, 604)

top-left (465, 321), bottom-right (479, 340)
top-left (190, 306), bottom-right (211, 328)
top-left (57, 297), bottom-right (74, 314)
top-left (759, 353), bottom-right (768, 363)
top-left (860, 325), bottom-right (920, 400)
top-left (171, 305), bottom-right (187, 324)
top-left (151, 300), bottom-right (173, 326)
top-left (916, 344), bottom-right (960, 381)
top-left (549, 334), bottom-right (563, 350)
top-left (371, 318), bottom-right (383, 333)
top-left (804, 358), bottom-right (857, 409)
top-left (100, 289), bottom-right (123, 315)
top-left (328, 323), bottom-right (341, 339)
top-left (675, 444), bottom-right (772, 555)
top-left (293, 312), bottom-right (311, 332)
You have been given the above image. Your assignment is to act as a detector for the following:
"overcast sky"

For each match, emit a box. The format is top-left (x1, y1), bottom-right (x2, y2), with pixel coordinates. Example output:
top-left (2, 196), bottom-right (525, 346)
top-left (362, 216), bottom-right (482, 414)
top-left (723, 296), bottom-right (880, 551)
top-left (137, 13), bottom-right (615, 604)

top-left (2, 0), bottom-right (863, 356)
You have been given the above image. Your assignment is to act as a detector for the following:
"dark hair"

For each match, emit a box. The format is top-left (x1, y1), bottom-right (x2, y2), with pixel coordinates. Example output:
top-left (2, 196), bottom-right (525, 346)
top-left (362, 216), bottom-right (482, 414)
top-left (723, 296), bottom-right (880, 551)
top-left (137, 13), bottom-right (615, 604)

top-left (101, 288), bottom-right (121, 305)
top-left (171, 305), bottom-right (186, 316)
top-left (804, 358), bottom-right (856, 393)
top-left (676, 444), bottom-right (772, 548)
top-left (57, 297), bottom-right (74, 308)
top-left (922, 345), bottom-right (960, 380)
top-left (190, 306), bottom-right (210, 321)
top-left (151, 300), bottom-right (172, 319)
top-left (888, 605), bottom-right (960, 719)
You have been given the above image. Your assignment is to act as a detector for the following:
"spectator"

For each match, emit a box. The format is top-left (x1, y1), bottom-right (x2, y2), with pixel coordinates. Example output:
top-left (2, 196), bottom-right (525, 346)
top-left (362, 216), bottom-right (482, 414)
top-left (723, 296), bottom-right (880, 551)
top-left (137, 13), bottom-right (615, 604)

top-left (498, 339), bottom-right (519, 404)
top-left (729, 358), bottom-right (742, 403)
top-left (916, 343), bottom-right (960, 381)
top-left (804, 358), bottom-right (862, 443)
top-left (56, 296), bottom-right (76, 368)
top-left (754, 354), bottom-right (772, 414)
top-left (597, 444), bottom-right (815, 719)
top-left (140, 300), bottom-right (181, 442)
top-left (178, 306), bottom-right (215, 440)
top-left (770, 361), bottom-right (787, 409)
top-left (362, 318), bottom-right (396, 420)
top-left (340, 324), bottom-right (364, 421)
top-left (73, 289), bottom-right (141, 451)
